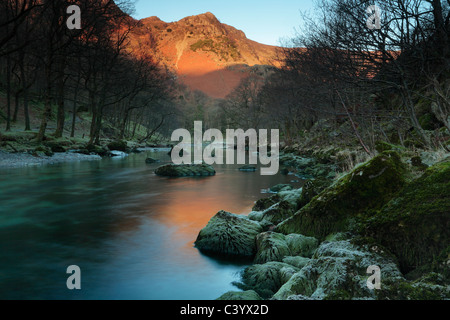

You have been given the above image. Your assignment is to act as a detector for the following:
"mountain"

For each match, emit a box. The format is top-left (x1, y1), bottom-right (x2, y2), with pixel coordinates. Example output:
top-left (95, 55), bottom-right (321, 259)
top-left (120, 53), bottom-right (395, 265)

top-left (127, 12), bottom-right (281, 98)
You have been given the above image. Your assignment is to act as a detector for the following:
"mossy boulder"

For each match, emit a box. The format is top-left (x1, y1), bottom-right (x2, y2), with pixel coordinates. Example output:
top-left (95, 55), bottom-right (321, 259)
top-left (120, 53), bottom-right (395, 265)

top-left (155, 164), bottom-right (216, 177)
top-left (376, 273), bottom-right (450, 300)
top-left (254, 232), bottom-right (291, 264)
top-left (272, 240), bottom-right (403, 300)
top-left (362, 161), bottom-right (450, 273)
top-left (216, 290), bottom-right (262, 301)
top-left (45, 141), bottom-right (68, 153)
top-left (233, 262), bottom-right (299, 299)
top-left (85, 144), bottom-right (109, 157)
top-left (107, 140), bottom-right (128, 152)
top-left (254, 232), bottom-right (319, 264)
top-left (276, 151), bottom-right (406, 239)
top-left (252, 194), bottom-right (281, 212)
top-left (269, 184), bottom-right (293, 193)
top-left (297, 179), bottom-right (332, 209)
top-left (195, 210), bottom-right (263, 257)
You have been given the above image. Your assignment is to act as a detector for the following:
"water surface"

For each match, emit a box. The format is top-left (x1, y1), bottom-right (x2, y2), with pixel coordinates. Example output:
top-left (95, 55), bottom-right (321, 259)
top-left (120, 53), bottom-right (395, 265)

top-left (0, 150), bottom-right (300, 300)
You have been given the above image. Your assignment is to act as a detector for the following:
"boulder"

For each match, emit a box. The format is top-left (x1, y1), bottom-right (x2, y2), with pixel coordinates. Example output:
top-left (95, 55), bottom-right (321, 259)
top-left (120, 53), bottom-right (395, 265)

top-left (216, 290), bottom-right (262, 301)
top-left (233, 261), bottom-right (299, 299)
top-left (145, 157), bottom-right (160, 164)
top-left (195, 210), bottom-right (263, 257)
top-left (107, 140), bottom-right (128, 152)
top-left (276, 151), bottom-right (406, 239)
top-left (254, 232), bottom-right (319, 264)
top-left (254, 232), bottom-right (291, 264)
top-left (155, 163), bottom-right (215, 177)
top-left (273, 240), bottom-right (403, 300)
top-left (363, 161), bottom-right (450, 273)
top-left (269, 184), bottom-right (293, 193)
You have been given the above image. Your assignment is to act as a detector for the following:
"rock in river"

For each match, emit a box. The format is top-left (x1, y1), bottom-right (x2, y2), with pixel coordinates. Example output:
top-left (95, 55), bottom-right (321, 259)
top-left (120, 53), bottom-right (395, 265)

top-left (195, 210), bottom-right (263, 257)
top-left (155, 163), bottom-right (215, 177)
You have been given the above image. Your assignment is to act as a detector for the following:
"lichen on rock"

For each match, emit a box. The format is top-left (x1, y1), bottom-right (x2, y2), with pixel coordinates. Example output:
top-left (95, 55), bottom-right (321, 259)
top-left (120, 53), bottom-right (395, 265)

top-left (195, 210), bottom-right (263, 257)
top-left (276, 151), bottom-right (406, 239)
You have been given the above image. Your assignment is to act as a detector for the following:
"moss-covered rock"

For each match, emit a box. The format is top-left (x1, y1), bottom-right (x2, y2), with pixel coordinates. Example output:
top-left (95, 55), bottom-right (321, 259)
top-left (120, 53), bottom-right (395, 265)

top-left (297, 179), bottom-right (332, 209)
top-left (34, 146), bottom-right (53, 157)
top-left (254, 232), bottom-right (291, 264)
top-left (285, 234), bottom-right (319, 258)
top-left (252, 194), bottom-right (281, 212)
top-left (216, 290), bottom-right (262, 300)
top-left (45, 141), bottom-right (68, 153)
top-left (376, 273), bottom-right (450, 300)
top-left (282, 256), bottom-right (311, 269)
top-left (362, 161), bottom-right (450, 273)
top-left (233, 261), bottom-right (299, 299)
top-left (195, 210), bottom-right (263, 257)
top-left (85, 144), bottom-right (109, 157)
top-left (273, 240), bottom-right (403, 300)
top-left (254, 232), bottom-right (319, 264)
top-left (276, 151), bottom-right (406, 239)
top-left (269, 184), bottom-right (293, 193)
top-left (107, 140), bottom-right (128, 152)
top-left (248, 189), bottom-right (303, 227)
top-left (155, 163), bottom-right (216, 177)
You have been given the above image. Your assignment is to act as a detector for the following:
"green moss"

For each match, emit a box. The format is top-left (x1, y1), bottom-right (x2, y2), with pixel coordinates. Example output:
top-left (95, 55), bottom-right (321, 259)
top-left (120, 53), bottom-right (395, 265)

top-left (252, 194), bottom-right (281, 211)
top-left (375, 141), bottom-right (406, 153)
top-left (216, 290), bottom-right (262, 300)
top-left (363, 161), bottom-right (450, 273)
top-left (107, 140), bottom-right (128, 152)
top-left (276, 152), bottom-right (406, 239)
top-left (376, 277), bottom-right (450, 300)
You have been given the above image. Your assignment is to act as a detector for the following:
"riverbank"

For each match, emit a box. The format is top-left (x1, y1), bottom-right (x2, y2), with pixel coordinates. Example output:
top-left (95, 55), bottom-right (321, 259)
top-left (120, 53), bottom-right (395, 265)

top-left (0, 150), bottom-right (103, 169)
top-left (195, 146), bottom-right (450, 300)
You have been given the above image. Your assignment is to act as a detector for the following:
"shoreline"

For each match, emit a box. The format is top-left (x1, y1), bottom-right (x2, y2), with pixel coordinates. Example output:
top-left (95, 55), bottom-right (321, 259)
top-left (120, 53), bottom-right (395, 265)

top-left (0, 147), bottom-right (173, 169)
top-left (0, 150), bottom-right (102, 169)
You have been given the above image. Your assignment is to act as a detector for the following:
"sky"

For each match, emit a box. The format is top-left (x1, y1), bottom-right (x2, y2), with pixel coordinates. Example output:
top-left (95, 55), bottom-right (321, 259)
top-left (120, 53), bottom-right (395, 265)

top-left (130, 0), bottom-right (316, 46)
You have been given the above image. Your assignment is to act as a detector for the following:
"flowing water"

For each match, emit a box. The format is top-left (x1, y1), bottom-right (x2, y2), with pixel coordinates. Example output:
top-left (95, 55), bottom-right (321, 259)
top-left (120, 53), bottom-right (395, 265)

top-left (0, 149), bottom-right (301, 300)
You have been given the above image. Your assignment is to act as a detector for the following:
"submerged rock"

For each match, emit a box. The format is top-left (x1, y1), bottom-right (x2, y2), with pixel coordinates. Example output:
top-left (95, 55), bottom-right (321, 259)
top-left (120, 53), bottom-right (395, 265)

top-left (145, 157), bottom-right (160, 164)
top-left (195, 210), bottom-right (263, 257)
top-left (276, 151), bottom-right (406, 239)
top-left (107, 140), bottom-right (128, 152)
top-left (269, 184), bottom-right (293, 193)
top-left (249, 188), bottom-right (303, 226)
top-left (155, 163), bottom-right (216, 177)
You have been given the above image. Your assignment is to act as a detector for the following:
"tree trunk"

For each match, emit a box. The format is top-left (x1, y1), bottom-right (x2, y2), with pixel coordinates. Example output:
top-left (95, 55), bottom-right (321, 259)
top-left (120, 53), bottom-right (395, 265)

top-left (6, 55), bottom-right (11, 131)
top-left (54, 55), bottom-right (66, 138)
top-left (19, 54), bottom-right (30, 131)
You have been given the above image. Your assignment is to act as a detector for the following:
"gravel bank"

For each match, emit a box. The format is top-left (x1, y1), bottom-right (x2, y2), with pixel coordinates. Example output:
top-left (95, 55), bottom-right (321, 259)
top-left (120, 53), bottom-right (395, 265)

top-left (0, 151), bottom-right (102, 169)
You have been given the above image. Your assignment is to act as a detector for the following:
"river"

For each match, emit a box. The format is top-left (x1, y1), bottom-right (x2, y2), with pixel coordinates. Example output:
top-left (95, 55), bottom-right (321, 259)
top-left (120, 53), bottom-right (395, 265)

top-left (0, 149), bottom-right (301, 300)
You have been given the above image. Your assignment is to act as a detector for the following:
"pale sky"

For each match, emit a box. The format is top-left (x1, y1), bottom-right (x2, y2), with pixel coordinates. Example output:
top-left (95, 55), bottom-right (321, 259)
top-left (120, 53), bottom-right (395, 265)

top-left (130, 0), bottom-right (316, 46)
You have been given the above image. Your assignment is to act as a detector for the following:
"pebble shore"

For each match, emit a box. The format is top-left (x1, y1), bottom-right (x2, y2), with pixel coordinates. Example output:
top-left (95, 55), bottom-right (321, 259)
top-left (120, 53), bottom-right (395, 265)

top-left (0, 151), bottom-right (102, 169)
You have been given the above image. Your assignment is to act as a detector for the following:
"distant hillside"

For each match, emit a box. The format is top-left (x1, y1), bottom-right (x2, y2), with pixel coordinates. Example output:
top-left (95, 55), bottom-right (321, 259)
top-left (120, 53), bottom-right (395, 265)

top-left (127, 12), bottom-right (281, 98)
